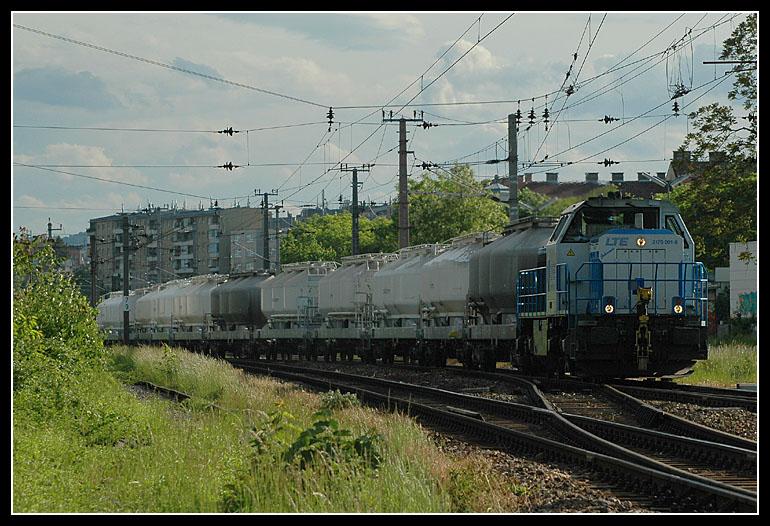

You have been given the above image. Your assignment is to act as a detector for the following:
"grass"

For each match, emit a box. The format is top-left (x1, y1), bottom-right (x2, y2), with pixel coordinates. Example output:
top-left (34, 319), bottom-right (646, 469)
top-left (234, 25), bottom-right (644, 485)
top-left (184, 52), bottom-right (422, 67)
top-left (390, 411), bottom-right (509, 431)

top-left (14, 344), bottom-right (526, 513)
top-left (677, 336), bottom-right (757, 387)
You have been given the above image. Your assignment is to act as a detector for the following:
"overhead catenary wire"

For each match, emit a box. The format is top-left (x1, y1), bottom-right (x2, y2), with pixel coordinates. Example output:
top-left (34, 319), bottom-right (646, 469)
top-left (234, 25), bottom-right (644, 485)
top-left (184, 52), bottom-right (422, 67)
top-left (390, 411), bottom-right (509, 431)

top-left (282, 12), bottom-right (515, 203)
top-left (13, 23), bottom-right (329, 108)
top-left (14, 163), bottom-right (214, 200)
top-left (13, 121), bottom-right (329, 134)
top-left (530, 13), bottom-right (607, 164)
top-left (525, 72), bottom-right (733, 169)
top-left (523, 71), bottom-right (736, 177)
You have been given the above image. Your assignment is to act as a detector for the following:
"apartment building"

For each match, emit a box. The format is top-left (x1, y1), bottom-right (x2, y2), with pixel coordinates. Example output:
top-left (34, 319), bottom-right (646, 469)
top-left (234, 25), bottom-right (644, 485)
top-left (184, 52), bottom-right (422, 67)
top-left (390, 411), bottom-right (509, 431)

top-left (88, 205), bottom-right (266, 293)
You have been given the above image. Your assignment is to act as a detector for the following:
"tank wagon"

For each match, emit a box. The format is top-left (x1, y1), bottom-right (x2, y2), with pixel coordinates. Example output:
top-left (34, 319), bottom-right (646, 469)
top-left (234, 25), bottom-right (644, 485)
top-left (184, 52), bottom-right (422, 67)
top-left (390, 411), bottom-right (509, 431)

top-left (98, 194), bottom-right (708, 378)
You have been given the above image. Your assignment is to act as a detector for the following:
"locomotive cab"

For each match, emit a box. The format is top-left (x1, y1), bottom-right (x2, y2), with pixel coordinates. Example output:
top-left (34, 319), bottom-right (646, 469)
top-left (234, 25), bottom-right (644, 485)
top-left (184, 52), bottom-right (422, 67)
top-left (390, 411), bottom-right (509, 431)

top-left (516, 193), bottom-right (708, 378)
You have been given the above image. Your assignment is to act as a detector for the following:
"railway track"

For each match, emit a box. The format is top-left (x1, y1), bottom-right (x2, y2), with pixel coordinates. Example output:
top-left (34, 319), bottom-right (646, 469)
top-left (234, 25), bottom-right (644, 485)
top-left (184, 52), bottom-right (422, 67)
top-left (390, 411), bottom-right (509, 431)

top-left (227, 358), bottom-right (756, 512)
top-left (492, 367), bottom-right (757, 412)
top-left (424, 367), bottom-right (757, 450)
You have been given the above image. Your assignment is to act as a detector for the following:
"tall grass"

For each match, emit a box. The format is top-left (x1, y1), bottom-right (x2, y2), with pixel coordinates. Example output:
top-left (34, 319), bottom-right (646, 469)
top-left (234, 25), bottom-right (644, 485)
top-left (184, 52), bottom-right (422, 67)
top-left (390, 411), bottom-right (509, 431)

top-left (678, 340), bottom-right (757, 387)
top-left (15, 345), bottom-right (524, 512)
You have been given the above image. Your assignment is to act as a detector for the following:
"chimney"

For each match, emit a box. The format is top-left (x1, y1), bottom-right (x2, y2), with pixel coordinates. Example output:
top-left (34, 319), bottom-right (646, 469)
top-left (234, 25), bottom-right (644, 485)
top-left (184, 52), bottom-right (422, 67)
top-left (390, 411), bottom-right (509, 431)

top-left (585, 172), bottom-right (599, 183)
top-left (709, 151), bottom-right (726, 164)
top-left (611, 172), bottom-right (624, 182)
top-left (546, 172), bottom-right (558, 184)
top-left (673, 150), bottom-right (692, 163)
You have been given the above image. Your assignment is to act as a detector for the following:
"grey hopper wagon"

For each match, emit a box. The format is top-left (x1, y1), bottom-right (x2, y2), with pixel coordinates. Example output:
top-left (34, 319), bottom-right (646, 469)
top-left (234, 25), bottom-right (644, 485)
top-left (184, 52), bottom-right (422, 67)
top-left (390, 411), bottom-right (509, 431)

top-left (469, 217), bottom-right (558, 324)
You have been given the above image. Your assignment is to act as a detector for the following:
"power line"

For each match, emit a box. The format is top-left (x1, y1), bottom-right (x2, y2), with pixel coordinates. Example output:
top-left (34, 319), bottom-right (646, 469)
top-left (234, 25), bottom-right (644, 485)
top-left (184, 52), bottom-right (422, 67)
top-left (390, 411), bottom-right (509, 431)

top-left (334, 13), bottom-right (486, 114)
top-left (14, 205), bottom-right (125, 211)
top-left (526, 72), bottom-right (732, 169)
top-left (530, 13), bottom-right (607, 164)
top-left (391, 13), bottom-right (516, 118)
top-left (19, 161), bottom-right (400, 169)
top-left (13, 23), bottom-right (329, 108)
top-left (13, 121), bottom-right (328, 133)
top-left (330, 14), bottom-right (737, 113)
top-left (524, 71), bottom-right (735, 176)
top-left (281, 13), bottom-right (505, 202)
top-left (14, 163), bottom-right (214, 200)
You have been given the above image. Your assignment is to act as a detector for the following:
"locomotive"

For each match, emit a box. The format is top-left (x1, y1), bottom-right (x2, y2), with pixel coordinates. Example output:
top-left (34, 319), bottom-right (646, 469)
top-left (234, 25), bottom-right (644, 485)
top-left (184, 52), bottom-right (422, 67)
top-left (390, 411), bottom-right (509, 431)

top-left (98, 193), bottom-right (708, 378)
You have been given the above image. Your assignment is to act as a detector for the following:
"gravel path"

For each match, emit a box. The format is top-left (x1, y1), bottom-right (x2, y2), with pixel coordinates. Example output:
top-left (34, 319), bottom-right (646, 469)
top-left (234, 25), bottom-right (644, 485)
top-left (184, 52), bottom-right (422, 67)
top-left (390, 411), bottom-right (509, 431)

top-left (646, 400), bottom-right (757, 441)
top-left (429, 431), bottom-right (654, 513)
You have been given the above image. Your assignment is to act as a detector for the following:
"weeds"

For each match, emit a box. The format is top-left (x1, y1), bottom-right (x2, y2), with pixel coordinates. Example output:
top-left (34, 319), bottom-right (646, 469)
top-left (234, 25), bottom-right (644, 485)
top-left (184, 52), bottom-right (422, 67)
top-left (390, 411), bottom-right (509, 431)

top-left (320, 389), bottom-right (361, 411)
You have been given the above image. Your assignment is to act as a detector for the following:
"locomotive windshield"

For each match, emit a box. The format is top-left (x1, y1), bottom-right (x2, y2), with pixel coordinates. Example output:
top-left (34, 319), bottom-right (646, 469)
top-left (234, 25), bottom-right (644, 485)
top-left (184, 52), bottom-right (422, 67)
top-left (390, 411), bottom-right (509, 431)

top-left (562, 207), bottom-right (659, 242)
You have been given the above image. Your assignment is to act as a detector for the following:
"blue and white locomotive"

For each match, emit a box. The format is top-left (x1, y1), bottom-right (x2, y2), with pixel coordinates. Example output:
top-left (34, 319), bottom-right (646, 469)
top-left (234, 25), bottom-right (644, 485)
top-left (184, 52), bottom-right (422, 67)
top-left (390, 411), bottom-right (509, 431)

top-left (514, 192), bottom-right (708, 377)
top-left (98, 192), bottom-right (708, 378)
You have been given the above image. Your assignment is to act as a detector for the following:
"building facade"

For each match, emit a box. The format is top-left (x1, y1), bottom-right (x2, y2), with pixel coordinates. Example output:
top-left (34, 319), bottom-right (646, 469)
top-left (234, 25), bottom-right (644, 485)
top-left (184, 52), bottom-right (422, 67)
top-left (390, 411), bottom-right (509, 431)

top-left (88, 205), bottom-right (268, 293)
top-left (729, 241), bottom-right (757, 319)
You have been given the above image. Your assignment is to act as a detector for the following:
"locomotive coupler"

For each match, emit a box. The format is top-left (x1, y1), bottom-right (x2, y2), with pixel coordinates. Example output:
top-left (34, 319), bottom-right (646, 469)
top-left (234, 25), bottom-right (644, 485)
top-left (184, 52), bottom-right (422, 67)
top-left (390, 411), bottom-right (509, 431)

top-left (634, 286), bottom-right (653, 370)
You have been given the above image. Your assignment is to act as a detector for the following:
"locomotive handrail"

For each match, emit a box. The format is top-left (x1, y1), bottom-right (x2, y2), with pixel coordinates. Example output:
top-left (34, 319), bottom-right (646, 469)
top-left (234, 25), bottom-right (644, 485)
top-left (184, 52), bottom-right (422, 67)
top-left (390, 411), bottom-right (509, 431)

top-left (570, 261), bottom-right (708, 319)
top-left (516, 264), bottom-right (570, 318)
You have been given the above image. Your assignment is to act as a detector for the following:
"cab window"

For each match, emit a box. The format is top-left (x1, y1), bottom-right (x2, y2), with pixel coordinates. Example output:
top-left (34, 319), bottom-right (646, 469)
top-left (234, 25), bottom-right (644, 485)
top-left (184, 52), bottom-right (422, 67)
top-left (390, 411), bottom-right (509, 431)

top-left (549, 215), bottom-right (570, 242)
top-left (562, 207), bottom-right (658, 243)
top-left (665, 215), bottom-right (689, 249)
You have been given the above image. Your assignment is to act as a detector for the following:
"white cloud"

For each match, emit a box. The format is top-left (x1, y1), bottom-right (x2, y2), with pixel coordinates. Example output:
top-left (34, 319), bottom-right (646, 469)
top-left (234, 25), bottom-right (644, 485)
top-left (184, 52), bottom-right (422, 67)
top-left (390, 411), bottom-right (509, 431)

top-left (15, 143), bottom-right (148, 185)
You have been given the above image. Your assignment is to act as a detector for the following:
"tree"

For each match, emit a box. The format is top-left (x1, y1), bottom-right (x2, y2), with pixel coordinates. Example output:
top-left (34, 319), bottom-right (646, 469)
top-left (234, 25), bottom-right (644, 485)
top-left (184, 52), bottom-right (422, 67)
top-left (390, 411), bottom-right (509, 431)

top-left (667, 14), bottom-right (757, 269)
top-left (13, 231), bottom-right (103, 405)
top-left (405, 164), bottom-right (508, 244)
top-left (280, 212), bottom-right (398, 264)
top-left (667, 162), bottom-right (756, 269)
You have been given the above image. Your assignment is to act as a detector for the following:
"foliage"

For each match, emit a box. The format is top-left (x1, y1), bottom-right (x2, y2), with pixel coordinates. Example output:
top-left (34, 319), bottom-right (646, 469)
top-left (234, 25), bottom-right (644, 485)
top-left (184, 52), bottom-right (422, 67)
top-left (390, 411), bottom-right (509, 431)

top-left (714, 291), bottom-right (730, 322)
top-left (281, 212), bottom-right (397, 263)
top-left (13, 232), bottom-right (104, 403)
top-left (320, 389), bottom-right (361, 411)
top-left (282, 409), bottom-right (382, 470)
top-left (676, 339), bottom-right (756, 387)
top-left (667, 14), bottom-right (757, 269)
top-left (541, 184), bottom-right (619, 217)
top-left (666, 162), bottom-right (756, 269)
top-left (516, 187), bottom-right (551, 217)
top-left (405, 164), bottom-right (508, 244)
top-left (682, 14), bottom-right (756, 162)
top-left (729, 314), bottom-right (757, 337)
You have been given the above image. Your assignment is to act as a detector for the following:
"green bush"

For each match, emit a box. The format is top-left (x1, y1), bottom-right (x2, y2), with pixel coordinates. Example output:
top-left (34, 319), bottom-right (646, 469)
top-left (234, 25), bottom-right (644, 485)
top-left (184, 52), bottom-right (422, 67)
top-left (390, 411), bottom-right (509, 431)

top-left (13, 233), bottom-right (104, 413)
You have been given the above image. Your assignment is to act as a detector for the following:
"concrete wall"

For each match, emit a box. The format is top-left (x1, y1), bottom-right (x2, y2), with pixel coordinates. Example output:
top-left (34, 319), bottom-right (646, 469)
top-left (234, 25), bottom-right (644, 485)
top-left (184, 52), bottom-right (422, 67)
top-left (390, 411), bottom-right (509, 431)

top-left (729, 241), bottom-right (757, 317)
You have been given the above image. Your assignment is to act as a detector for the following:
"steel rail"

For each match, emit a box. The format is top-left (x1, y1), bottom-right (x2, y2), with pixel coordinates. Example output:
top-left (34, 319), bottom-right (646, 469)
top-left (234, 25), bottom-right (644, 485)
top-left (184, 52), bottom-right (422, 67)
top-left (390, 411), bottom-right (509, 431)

top-left (227, 359), bottom-right (757, 511)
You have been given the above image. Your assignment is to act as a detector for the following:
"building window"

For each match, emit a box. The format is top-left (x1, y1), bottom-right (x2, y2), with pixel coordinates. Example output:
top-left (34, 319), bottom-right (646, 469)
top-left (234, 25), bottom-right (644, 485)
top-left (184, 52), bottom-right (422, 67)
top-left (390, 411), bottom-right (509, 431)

top-left (208, 242), bottom-right (219, 254)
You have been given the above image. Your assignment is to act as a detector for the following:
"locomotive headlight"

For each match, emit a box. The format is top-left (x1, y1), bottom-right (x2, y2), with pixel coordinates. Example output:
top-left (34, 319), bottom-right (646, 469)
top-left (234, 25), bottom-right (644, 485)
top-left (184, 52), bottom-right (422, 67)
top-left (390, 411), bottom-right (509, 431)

top-left (636, 237), bottom-right (646, 247)
top-left (602, 296), bottom-right (615, 314)
top-left (672, 297), bottom-right (684, 315)
top-left (673, 304), bottom-right (683, 314)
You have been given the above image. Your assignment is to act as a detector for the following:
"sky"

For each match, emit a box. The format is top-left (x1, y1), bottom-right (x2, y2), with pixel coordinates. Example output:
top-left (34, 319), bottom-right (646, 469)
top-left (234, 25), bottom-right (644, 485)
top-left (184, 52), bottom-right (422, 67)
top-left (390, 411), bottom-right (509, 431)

top-left (11, 11), bottom-right (751, 237)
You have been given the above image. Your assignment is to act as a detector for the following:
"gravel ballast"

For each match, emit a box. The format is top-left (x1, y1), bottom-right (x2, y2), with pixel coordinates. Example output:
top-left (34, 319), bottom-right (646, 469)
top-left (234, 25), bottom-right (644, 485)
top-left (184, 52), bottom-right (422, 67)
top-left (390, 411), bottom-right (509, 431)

top-left (429, 431), bottom-right (654, 513)
top-left (646, 400), bottom-right (757, 441)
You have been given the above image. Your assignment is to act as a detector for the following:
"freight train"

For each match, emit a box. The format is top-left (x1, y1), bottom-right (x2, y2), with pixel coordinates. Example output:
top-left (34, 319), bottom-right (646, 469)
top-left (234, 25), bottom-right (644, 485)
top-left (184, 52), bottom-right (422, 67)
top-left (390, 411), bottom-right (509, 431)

top-left (98, 193), bottom-right (709, 378)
